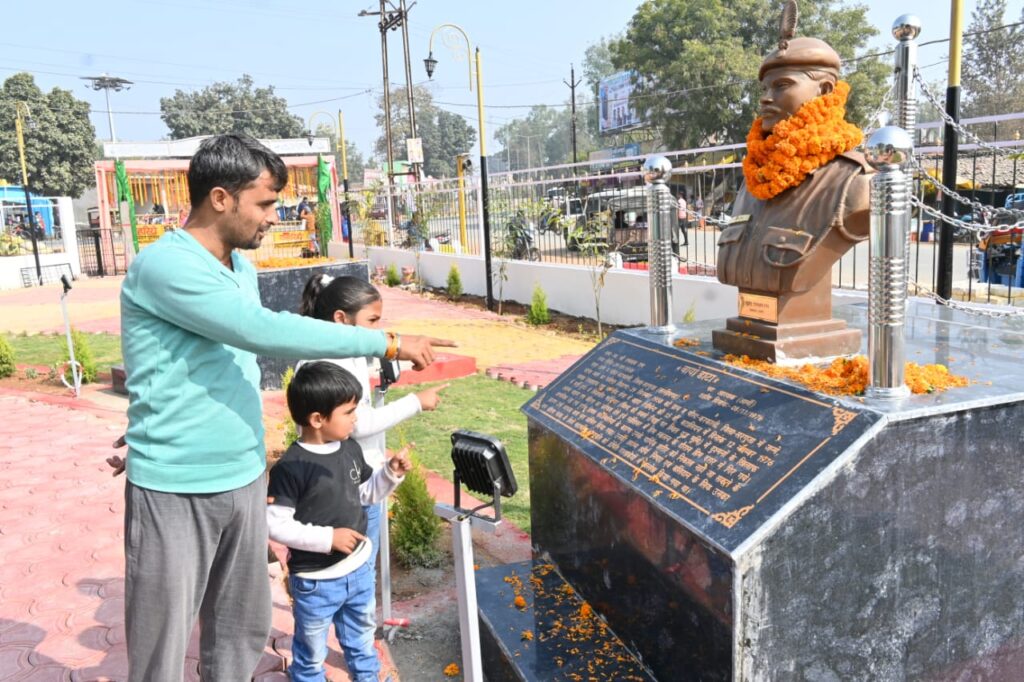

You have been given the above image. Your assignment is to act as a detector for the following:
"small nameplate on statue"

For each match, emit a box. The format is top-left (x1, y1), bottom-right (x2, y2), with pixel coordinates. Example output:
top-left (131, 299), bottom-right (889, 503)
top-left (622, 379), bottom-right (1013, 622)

top-left (730, 214), bottom-right (751, 224)
top-left (739, 293), bottom-right (778, 323)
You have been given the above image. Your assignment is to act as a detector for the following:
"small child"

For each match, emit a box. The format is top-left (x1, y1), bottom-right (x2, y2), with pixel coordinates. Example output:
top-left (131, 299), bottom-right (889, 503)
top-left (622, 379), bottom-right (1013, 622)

top-left (268, 361), bottom-right (410, 682)
top-left (299, 274), bottom-right (448, 573)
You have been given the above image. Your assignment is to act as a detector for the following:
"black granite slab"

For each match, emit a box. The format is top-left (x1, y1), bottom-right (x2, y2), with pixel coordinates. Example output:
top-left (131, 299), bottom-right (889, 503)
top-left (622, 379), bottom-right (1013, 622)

top-left (255, 260), bottom-right (369, 389)
top-left (513, 301), bottom-right (1024, 680)
top-left (476, 560), bottom-right (656, 682)
top-left (522, 332), bottom-right (883, 552)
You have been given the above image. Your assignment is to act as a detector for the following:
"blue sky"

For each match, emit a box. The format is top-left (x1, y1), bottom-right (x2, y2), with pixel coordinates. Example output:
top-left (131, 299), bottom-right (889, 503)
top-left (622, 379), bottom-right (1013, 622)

top-left (2, 0), bottom-right (1019, 161)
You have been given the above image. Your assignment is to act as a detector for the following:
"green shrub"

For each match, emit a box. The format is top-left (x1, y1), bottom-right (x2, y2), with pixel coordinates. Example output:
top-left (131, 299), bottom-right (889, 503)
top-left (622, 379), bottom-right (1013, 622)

top-left (0, 336), bottom-right (15, 378)
top-left (446, 265), bottom-right (463, 299)
top-left (63, 329), bottom-right (97, 384)
top-left (384, 264), bottom-right (401, 287)
top-left (526, 284), bottom-right (551, 325)
top-left (390, 454), bottom-right (444, 568)
top-left (281, 366), bottom-right (298, 447)
top-left (24, 367), bottom-right (38, 379)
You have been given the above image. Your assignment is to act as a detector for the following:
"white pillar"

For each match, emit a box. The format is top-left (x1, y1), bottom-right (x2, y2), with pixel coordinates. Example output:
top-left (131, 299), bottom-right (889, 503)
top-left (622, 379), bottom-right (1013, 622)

top-left (55, 197), bottom-right (81, 279)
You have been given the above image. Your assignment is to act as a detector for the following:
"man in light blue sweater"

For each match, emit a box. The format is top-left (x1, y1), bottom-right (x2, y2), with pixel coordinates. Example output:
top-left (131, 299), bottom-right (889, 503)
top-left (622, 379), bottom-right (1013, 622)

top-left (119, 135), bottom-right (450, 681)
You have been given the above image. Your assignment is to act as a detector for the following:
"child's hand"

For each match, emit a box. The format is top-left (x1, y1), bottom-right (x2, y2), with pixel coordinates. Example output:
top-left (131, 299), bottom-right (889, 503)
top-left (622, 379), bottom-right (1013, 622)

top-left (107, 434), bottom-right (127, 477)
top-left (416, 383), bottom-right (450, 411)
top-left (387, 444), bottom-right (413, 475)
top-left (331, 528), bottom-right (366, 554)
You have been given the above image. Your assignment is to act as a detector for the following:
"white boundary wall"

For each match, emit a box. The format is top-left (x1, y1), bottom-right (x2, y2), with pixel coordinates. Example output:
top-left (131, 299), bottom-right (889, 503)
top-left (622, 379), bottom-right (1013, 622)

top-left (0, 197), bottom-right (80, 290)
top-left (365, 248), bottom-right (870, 326)
top-left (366, 247), bottom-right (741, 325)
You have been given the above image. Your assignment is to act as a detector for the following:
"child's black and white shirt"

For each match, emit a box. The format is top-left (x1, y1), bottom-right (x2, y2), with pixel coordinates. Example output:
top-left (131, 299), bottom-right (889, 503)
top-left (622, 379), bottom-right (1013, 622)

top-left (267, 439), bottom-right (403, 578)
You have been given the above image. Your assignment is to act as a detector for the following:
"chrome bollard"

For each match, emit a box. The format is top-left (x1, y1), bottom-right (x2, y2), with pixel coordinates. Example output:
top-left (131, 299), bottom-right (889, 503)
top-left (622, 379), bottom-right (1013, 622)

top-left (892, 15), bottom-right (922, 132)
top-left (643, 155), bottom-right (675, 331)
top-left (865, 127), bottom-right (913, 400)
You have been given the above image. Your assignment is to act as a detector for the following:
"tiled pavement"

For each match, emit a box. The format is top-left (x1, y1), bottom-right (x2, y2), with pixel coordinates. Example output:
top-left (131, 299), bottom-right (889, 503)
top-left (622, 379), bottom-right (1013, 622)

top-left (0, 274), bottom-right (577, 680)
top-left (0, 392), bottom-right (401, 681)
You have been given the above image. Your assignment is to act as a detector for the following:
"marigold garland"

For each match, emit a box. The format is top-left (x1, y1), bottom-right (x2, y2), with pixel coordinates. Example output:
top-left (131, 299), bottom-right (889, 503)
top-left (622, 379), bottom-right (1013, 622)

top-left (725, 354), bottom-right (969, 396)
top-left (743, 81), bottom-right (863, 201)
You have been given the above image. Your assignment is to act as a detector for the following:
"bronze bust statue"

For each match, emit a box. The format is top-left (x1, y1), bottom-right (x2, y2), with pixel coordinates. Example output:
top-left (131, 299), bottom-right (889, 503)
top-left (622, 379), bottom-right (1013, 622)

top-left (713, 1), bottom-right (871, 362)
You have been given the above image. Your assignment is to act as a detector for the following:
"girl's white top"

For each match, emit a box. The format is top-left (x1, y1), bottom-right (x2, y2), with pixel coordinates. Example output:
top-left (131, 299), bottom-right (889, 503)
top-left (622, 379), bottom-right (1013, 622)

top-left (296, 356), bottom-right (421, 471)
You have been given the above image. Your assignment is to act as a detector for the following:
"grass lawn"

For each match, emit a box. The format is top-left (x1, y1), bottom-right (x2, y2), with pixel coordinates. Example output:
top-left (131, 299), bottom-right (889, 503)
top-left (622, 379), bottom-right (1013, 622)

top-left (2, 332), bottom-right (123, 373)
top-left (386, 374), bottom-right (533, 533)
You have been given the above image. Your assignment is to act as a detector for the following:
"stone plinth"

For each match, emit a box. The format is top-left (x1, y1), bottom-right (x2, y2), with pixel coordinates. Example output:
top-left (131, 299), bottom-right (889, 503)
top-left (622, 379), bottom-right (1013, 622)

top-left (255, 260), bottom-right (369, 389)
top-left (478, 302), bottom-right (1024, 680)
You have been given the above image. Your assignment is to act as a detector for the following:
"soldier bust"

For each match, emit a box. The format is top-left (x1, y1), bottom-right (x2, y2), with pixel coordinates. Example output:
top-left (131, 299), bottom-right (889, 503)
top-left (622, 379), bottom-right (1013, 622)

top-left (712, 3), bottom-right (871, 362)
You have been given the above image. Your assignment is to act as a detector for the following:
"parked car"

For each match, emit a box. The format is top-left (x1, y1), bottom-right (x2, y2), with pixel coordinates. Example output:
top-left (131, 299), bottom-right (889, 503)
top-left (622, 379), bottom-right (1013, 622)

top-left (1004, 192), bottom-right (1024, 210)
top-left (569, 187), bottom-right (678, 261)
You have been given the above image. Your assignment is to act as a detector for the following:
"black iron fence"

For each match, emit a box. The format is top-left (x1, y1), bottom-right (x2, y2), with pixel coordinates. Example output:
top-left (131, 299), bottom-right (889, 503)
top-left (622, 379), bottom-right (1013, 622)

top-left (76, 226), bottom-right (127, 277)
top-left (353, 121), bottom-right (1024, 307)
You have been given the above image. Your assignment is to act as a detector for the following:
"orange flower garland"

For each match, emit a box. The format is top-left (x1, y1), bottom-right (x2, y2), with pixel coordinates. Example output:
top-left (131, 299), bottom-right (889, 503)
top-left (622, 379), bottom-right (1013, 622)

top-left (725, 354), bottom-right (969, 396)
top-left (743, 81), bottom-right (863, 201)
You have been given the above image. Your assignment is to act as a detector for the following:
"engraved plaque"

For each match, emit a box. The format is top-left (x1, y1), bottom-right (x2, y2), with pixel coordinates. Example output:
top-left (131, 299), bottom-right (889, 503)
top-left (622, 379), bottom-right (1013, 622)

top-left (522, 333), bottom-right (883, 550)
top-left (738, 292), bottom-right (778, 323)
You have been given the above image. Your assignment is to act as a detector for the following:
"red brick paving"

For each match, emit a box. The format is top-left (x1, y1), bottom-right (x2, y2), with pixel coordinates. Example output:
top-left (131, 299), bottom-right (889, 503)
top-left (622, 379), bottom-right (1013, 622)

top-left (0, 275), bottom-right (570, 681)
top-left (0, 393), bottom-right (404, 681)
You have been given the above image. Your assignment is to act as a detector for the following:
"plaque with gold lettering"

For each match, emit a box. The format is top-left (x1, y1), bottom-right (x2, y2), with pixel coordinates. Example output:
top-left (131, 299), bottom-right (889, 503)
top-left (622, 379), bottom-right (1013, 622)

top-left (522, 332), bottom-right (883, 550)
top-left (738, 292), bottom-right (779, 323)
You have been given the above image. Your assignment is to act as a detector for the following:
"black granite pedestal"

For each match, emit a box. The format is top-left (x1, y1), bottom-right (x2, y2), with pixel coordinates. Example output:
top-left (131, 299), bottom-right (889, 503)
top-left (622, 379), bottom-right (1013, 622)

top-left (255, 260), bottom-right (369, 389)
top-left (477, 301), bottom-right (1024, 681)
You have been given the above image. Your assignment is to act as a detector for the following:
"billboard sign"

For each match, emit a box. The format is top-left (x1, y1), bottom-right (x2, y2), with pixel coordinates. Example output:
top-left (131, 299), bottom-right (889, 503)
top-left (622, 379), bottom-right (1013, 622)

top-left (598, 71), bottom-right (642, 134)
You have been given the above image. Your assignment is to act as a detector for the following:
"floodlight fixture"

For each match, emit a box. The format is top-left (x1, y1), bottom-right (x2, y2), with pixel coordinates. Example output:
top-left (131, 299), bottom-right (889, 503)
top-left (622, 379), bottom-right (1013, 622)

top-left (450, 429), bottom-right (518, 522)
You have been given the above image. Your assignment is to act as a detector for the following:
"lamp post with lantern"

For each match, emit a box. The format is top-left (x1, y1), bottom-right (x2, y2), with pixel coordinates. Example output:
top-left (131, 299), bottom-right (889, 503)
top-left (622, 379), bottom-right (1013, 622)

top-left (14, 101), bottom-right (42, 285)
top-left (424, 24), bottom-right (494, 310)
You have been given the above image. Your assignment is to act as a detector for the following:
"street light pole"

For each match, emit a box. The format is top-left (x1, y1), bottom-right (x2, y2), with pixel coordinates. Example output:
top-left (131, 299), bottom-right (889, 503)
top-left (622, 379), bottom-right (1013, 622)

top-left (339, 110), bottom-right (354, 259)
top-left (425, 24), bottom-right (494, 310)
top-left (81, 74), bottom-right (132, 143)
top-left (14, 102), bottom-right (42, 285)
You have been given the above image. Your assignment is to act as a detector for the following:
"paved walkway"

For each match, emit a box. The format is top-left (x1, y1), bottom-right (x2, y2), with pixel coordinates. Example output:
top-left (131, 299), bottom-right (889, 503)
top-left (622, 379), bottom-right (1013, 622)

top-left (0, 273), bottom-right (585, 680)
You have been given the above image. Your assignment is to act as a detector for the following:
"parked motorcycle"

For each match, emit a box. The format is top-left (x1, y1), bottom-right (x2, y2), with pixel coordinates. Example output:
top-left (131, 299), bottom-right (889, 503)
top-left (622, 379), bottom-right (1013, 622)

top-left (504, 211), bottom-right (541, 261)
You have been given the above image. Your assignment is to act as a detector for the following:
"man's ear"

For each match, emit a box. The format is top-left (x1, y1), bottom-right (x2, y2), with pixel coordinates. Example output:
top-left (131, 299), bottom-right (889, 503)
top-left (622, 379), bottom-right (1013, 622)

top-left (819, 79), bottom-right (836, 96)
top-left (208, 187), bottom-right (233, 213)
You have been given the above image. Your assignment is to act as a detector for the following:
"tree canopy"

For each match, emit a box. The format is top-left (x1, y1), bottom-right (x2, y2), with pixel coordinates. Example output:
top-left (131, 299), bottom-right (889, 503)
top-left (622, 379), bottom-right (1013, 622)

top-left (962, 0), bottom-right (1024, 130)
top-left (160, 75), bottom-right (304, 139)
top-left (0, 73), bottom-right (97, 198)
top-left (610, 0), bottom-right (888, 149)
top-left (374, 85), bottom-right (478, 179)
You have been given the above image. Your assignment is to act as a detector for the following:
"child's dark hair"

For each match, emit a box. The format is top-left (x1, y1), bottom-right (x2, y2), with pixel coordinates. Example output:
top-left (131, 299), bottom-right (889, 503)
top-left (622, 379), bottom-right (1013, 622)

top-left (287, 361), bottom-right (363, 427)
top-left (299, 274), bottom-right (381, 321)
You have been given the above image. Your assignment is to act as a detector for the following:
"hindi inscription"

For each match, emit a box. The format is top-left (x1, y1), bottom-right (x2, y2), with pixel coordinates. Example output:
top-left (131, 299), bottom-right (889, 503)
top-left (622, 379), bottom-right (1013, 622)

top-left (523, 334), bottom-right (882, 549)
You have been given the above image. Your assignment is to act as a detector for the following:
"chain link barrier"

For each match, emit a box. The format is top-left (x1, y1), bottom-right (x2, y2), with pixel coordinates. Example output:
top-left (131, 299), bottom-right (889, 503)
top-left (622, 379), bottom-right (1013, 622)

top-left (914, 68), bottom-right (1024, 159)
top-left (909, 281), bottom-right (1024, 318)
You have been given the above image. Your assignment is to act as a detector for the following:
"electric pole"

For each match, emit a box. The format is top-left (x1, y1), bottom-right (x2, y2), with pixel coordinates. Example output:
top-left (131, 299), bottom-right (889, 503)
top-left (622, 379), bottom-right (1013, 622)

top-left (81, 74), bottom-right (133, 142)
top-left (399, 0), bottom-right (420, 182)
top-left (564, 63), bottom-right (582, 163)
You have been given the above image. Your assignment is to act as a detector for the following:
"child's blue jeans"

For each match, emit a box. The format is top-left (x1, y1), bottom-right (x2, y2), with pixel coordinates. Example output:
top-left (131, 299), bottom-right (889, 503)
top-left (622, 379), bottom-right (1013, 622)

top-left (288, 560), bottom-right (379, 682)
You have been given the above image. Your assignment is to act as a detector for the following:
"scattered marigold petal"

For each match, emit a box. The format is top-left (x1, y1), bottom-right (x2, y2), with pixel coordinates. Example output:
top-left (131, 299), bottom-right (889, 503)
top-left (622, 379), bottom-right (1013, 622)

top-left (513, 595), bottom-right (527, 610)
top-left (521, 629), bottom-right (534, 641)
top-left (443, 662), bottom-right (460, 677)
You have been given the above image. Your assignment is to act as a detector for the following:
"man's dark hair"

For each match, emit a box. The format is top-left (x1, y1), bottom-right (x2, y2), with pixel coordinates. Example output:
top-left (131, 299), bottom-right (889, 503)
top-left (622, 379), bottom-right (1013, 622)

top-left (188, 134), bottom-right (289, 209)
top-left (287, 361), bottom-right (363, 427)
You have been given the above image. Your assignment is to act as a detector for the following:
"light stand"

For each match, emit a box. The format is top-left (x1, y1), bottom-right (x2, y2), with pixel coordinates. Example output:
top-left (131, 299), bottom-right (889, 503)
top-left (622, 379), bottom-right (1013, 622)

top-left (435, 430), bottom-right (518, 682)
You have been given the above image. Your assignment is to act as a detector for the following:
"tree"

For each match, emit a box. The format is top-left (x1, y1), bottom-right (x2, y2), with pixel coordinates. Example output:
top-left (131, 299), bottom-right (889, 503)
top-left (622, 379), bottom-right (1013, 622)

top-left (610, 0), bottom-right (887, 149)
top-left (962, 0), bottom-right (1024, 137)
top-left (374, 85), bottom-right (477, 179)
top-left (160, 75), bottom-right (304, 139)
top-left (0, 73), bottom-right (97, 198)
